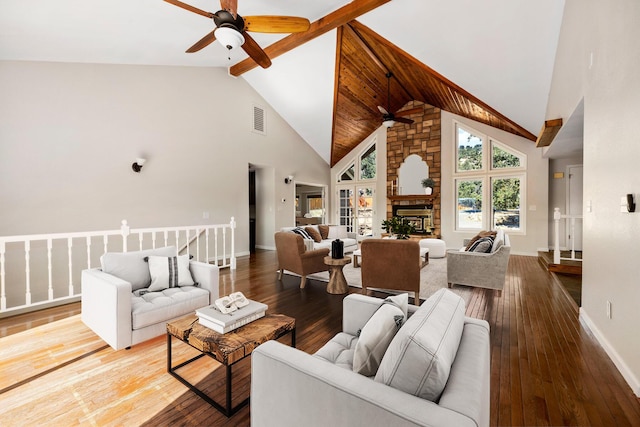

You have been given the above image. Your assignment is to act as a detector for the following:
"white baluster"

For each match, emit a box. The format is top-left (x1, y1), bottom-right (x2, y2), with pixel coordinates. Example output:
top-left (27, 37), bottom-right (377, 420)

top-left (205, 228), bottom-right (210, 263)
top-left (68, 237), bottom-right (74, 296)
top-left (230, 217), bottom-right (236, 270)
top-left (1, 241), bottom-right (6, 311)
top-left (175, 230), bottom-right (180, 255)
top-left (196, 229), bottom-right (200, 261)
top-left (138, 232), bottom-right (143, 251)
top-left (152, 232), bottom-right (157, 249)
top-left (553, 207), bottom-right (561, 264)
top-left (164, 230), bottom-right (168, 248)
top-left (47, 239), bottom-right (53, 300)
top-left (103, 234), bottom-right (108, 255)
top-left (214, 228), bottom-right (219, 267)
top-left (121, 220), bottom-right (130, 252)
top-left (186, 229), bottom-right (190, 257)
top-left (223, 227), bottom-right (227, 268)
top-left (86, 236), bottom-right (91, 269)
top-left (25, 241), bottom-right (31, 306)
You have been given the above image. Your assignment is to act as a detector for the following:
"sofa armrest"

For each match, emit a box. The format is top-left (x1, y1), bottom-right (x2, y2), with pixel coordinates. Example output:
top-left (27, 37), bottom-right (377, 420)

top-left (251, 341), bottom-right (476, 427)
top-left (300, 248), bottom-right (330, 260)
top-left (342, 294), bottom-right (420, 336)
top-left (347, 231), bottom-right (357, 240)
top-left (81, 269), bottom-right (133, 350)
top-left (189, 261), bottom-right (219, 302)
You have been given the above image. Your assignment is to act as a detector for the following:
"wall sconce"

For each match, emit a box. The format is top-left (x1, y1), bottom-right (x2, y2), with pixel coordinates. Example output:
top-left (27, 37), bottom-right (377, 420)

top-left (284, 175), bottom-right (294, 184)
top-left (132, 158), bottom-right (146, 173)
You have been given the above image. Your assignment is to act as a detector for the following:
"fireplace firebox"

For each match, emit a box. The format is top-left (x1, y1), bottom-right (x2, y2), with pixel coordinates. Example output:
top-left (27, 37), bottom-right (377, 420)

top-left (392, 205), bottom-right (434, 235)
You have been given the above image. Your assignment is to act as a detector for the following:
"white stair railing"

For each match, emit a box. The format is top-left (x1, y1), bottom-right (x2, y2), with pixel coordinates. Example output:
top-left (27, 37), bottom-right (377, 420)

top-left (0, 217), bottom-right (236, 315)
top-left (553, 207), bottom-right (583, 264)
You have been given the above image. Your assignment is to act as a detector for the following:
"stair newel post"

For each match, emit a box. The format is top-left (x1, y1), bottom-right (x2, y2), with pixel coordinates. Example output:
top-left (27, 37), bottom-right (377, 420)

top-left (553, 208), bottom-right (561, 264)
top-left (121, 220), bottom-right (130, 252)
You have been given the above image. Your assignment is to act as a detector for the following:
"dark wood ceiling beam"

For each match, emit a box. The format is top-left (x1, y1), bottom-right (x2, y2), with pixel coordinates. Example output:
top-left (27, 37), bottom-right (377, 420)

top-left (230, 0), bottom-right (391, 76)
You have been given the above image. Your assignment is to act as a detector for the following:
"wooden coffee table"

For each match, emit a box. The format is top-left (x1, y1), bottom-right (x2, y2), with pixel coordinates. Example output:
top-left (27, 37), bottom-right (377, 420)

top-left (324, 256), bottom-right (351, 294)
top-left (167, 313), bottom-right (295, 417)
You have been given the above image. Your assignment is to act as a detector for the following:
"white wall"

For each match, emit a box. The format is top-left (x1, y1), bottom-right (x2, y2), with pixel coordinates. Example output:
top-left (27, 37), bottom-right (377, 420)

top-left (545, 0), bottom-right (640, 396)
top-left (0, 61), bottom-right (329, 280)
top-left (440, 111), bottom-right (549, 255)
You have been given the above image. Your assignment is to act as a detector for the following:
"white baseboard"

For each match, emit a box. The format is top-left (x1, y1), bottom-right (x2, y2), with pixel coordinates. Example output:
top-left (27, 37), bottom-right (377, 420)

top-left (256, 245), bottom-right (276, 251)
top-left (580, 308), bottom-right (640, 397)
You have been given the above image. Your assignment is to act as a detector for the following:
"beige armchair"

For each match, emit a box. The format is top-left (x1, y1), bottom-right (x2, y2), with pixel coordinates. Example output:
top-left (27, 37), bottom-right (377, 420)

top-left (275, 232), bottom-right (330, 289)
top-left (361, 239), bottom-right (421, 303)
top-left (447, 230), bottom-right (511, 291)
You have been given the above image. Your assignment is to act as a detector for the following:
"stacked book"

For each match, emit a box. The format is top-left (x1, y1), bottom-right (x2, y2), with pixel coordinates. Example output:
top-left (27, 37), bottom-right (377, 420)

top-left (196, 299), bottom-right (268, 334)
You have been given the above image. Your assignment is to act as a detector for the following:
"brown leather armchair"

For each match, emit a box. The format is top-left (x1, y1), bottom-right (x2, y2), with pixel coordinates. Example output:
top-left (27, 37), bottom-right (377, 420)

top-left (274, 232), bottom-right (330, 289)
top-left (361, 239), bottom-right (421, 303)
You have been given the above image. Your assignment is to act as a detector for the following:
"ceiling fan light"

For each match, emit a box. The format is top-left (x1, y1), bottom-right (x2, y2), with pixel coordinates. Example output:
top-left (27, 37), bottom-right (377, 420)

top-left (383, 119), bottom-right (396, 128)
top-left (215, 27), bottom-right (245, 50)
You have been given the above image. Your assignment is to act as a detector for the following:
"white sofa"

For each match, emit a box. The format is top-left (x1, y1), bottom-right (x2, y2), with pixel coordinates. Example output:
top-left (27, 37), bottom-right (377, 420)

top-left (81, 246), bottom-right (219, 350)
top-left (281, 225), bottom-right (358, 255)
top-left (251, 290), bottom-right (490, 427)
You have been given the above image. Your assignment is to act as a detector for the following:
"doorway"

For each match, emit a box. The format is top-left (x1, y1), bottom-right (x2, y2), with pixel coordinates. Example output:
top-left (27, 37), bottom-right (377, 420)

top-left (566, 164), bottom-right (583, 251)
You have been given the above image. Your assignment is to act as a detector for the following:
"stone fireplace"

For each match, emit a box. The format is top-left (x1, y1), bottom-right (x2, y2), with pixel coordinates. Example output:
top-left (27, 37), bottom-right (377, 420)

top-left (387, 101), bottom-right (442, 238)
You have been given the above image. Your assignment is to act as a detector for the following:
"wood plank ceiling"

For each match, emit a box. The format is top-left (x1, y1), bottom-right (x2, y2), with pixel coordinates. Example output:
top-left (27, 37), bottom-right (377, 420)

top-left (330, 20), bottom-right (537, 166)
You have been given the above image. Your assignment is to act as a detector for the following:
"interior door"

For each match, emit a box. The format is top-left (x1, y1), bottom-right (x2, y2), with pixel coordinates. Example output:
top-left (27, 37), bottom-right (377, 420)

top-left (566, 165), bottom-right (583, 251)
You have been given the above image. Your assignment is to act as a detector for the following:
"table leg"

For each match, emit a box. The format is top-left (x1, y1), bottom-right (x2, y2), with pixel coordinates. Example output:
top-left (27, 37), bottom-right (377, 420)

top-left (326, 265), bottom-right (349, 294)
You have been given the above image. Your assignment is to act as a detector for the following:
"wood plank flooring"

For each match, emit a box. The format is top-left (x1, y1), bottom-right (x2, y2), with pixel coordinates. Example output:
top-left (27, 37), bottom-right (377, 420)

top-left (1, 251), bottom-right (639, 426)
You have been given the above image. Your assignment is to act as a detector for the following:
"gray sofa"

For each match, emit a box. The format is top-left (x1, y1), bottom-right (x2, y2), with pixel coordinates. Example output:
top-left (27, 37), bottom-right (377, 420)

top-left (251, 290), bottom-right (490, 427)
top-left (447, 229), bottom-right (511, 291)
top-left (281, 224), bottom-right (357, 255)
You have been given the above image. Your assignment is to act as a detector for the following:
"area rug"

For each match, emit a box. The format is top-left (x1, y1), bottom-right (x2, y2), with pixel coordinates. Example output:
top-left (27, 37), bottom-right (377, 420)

top-left (284, 257), bottom-right (473, 305)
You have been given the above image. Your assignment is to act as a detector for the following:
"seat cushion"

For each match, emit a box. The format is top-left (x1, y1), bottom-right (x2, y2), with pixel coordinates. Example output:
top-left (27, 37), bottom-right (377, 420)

top-left (374, 288), bottom-right (465, 402)
top-left (131, 286), bottom-right (209, 330)
top-left (313, 332), bottom-right (358, 371)
top-left (101, 246), bottom-right (176, 291)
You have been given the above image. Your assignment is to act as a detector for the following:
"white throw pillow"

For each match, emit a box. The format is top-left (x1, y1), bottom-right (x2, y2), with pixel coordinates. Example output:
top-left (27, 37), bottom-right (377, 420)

top-left (101, 246), bottom-right (176, 291)
top-left (327, 225), bottom-right (348, 239)
top-left (352, 294), bottom-right (408, 376)
top-left (147, 255), bottom-right (195, 292)
top-left (374, 289), bottom-right (465, 401)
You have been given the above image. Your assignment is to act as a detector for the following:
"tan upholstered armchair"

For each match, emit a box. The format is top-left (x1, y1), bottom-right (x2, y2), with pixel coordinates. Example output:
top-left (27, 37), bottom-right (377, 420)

top-left (275, 232), bottom-right (330, 289)
top-left (361, 239), bottom-right (421, 303)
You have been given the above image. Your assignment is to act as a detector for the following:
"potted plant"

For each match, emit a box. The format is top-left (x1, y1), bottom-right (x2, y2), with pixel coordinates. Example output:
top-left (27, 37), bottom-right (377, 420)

top-left (381, 216), bottom-right (416, 240)
top-left (421, 177), bottom-right (435, 195)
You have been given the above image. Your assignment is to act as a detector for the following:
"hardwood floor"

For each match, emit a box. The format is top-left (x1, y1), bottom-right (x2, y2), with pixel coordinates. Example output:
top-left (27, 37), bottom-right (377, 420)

top-left (1, 250), bottom-right (639, 426)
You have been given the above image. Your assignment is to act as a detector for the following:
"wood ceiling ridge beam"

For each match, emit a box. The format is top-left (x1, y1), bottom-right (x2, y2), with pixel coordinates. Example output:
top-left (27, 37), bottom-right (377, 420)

top-left (230, 0), bottom-right (391, 76)
top-left (348, 21), bottom-right (413, 101)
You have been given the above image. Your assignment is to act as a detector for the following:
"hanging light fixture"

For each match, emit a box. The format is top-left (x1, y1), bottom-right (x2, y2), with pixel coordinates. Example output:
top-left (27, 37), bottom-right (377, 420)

top-left (215, 27), bottom-right (245, 51)
top-left (383, 119), bottom-right (396, 128)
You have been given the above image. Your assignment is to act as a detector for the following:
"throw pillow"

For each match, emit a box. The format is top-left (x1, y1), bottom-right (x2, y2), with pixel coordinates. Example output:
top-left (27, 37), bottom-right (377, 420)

top-left (469, 236), bottom-right (494, 253)
top-left (464, 230), bottom-right (497, 251)
top-left (146, 255), bottom-right (195, 292)
top-left (352, 294), bottom-right (408, 376)
top-left (101, 246), bottom-right (177, 291)
top-left (374, 288), bottom-right (465, 402)
top-left (291, 227), bottom-right (313, 240)
top-left (305, 226), bottom-right (322, 243)
top-left (318, 225), bottom-right (330, 240)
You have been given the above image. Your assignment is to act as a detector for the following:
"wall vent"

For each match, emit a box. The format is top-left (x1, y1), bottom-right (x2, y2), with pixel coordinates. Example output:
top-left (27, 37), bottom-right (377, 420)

top-left (253, 104), bottom-right (266, 135)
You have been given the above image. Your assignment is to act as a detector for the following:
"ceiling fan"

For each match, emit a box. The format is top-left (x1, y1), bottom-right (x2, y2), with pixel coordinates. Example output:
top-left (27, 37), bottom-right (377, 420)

top-left (378, 72), bottom-right (422, 128)
top-left (163, 0), bottom-right (310, 69)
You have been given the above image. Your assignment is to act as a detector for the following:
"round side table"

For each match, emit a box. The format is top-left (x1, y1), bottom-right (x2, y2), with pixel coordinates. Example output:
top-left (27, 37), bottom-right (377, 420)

top-left (324, 256), bottom-right (352, 294)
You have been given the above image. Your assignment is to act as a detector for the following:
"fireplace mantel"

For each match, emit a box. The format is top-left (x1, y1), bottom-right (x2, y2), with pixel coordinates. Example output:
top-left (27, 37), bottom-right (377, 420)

top-left (388, 194), bottom-right (437, 202)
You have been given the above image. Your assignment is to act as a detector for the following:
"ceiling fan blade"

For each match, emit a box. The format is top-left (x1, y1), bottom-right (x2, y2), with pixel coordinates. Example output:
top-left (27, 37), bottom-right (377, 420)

top-left (241, 32), bottom-right (272, 69)
top-left (395, 107), bottom-right (423, 117)
top-left (186, 30), bottom-right (217, 53)
top-left (163, 0), bottom-right (213, 18)
top-left (395, 117), bottom-right (414, 124)
top-left (243, 16), bottom-right (311, 33)
top-left (377, 105), bottom-right (389, 115)
top-left (220, 0), bottom-right (238, 17)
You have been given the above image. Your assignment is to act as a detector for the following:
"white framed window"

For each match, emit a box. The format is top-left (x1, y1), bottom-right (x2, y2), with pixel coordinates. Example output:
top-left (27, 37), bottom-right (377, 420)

top-left (453, 121), bottom-right (526, 233)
